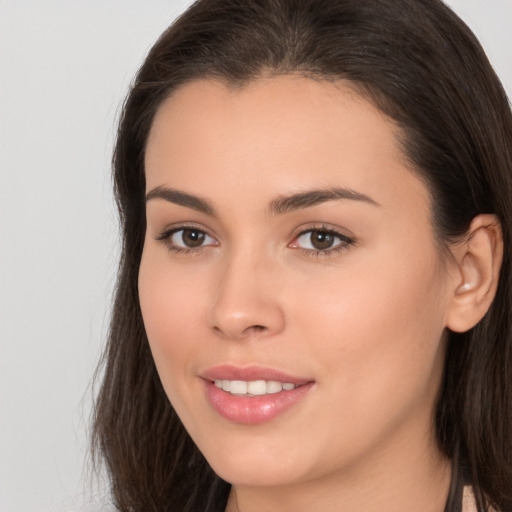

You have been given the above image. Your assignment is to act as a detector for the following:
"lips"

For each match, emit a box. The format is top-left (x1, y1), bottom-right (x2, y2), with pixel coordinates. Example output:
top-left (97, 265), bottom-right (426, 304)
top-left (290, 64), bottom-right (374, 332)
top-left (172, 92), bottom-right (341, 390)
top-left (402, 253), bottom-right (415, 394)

top-left (201, 365), bottom-right (315, 424)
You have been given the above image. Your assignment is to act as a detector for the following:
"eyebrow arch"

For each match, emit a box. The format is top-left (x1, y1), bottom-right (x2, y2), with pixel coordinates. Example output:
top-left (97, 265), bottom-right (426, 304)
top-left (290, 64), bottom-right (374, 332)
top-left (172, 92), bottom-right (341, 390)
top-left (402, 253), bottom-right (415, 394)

top-left (145, 186), bottom-right (216, 216)
top-left (268, 187), bottom-right (380, 215)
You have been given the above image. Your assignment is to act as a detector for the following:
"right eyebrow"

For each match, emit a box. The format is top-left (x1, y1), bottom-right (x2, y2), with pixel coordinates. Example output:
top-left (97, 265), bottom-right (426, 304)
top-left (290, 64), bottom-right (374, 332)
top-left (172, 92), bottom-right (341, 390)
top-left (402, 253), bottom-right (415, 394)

top-left (145, 186), bottom-right (216, 216)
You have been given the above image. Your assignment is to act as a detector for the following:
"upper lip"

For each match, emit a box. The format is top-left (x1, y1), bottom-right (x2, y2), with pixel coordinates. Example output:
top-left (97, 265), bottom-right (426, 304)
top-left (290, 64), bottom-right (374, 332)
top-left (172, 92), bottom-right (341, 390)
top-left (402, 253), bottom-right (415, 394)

top-left (201, 365), bottom-right (312, 385)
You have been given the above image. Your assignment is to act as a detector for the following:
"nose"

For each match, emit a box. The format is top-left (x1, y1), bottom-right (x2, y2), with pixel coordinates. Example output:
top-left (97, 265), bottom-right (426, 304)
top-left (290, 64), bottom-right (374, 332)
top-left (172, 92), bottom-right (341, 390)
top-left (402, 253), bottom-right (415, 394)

top-left (207, 248), bottom-right (286, 341)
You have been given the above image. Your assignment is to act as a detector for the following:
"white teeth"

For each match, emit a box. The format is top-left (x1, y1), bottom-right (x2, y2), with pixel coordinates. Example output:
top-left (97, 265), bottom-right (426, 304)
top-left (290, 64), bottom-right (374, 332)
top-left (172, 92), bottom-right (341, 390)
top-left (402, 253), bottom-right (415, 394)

top-left (230, 380), bottom-right (248, 394)
top-left (213, 379), bottom-right (298, 395)
top-left (247, 380), bottom-right (266, 395)
top-left (266, 380), bottom-right (283, 394)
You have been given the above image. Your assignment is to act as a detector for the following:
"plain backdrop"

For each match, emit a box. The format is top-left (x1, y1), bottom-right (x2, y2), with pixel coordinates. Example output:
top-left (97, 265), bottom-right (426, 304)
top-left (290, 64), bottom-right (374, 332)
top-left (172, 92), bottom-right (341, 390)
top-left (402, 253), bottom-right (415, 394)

top-left (0, 1), bottom-right (510, 511)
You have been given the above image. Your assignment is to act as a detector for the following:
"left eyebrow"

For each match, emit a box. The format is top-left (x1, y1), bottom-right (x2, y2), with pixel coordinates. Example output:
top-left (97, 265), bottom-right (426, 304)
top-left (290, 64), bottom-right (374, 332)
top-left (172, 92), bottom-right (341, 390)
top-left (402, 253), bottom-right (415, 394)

top-left (268, 187), bottom-right (380, 215)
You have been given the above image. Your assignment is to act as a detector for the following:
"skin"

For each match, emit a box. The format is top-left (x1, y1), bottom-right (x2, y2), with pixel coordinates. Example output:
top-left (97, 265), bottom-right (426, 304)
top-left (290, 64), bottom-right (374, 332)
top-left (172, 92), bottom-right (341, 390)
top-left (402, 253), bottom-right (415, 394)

top-left (139, 76), bottom-right (478, 511)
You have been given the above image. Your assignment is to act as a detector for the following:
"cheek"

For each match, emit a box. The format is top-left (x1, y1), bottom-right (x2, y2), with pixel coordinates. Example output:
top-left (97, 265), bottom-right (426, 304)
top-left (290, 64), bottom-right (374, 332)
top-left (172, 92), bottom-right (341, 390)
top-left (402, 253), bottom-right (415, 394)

top-left (138, 248), bottom-right (209, 395)
top-left (290, 242), bottom-right (447, 436)
top-left (139, 265), bottom-right (199, 341)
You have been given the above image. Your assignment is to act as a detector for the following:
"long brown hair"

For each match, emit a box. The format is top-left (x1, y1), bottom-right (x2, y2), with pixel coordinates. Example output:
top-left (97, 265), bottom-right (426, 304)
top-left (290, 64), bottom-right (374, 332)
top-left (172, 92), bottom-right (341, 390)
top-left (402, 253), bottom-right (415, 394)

top-left (92, 1), bottom-right (512, 510)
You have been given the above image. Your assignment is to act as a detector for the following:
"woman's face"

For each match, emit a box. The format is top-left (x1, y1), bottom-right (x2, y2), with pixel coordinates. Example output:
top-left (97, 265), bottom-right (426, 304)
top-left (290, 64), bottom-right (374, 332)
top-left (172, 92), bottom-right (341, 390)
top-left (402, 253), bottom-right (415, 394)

top-left (139, 76), bottom-right (455, 488)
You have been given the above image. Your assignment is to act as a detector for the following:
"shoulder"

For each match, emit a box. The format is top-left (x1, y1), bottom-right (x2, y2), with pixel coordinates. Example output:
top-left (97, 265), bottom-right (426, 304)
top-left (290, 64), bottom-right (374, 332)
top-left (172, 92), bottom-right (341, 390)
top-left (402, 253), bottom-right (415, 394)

top-left (463, 486), bottom-right (477, 512)
top-left (462, 486), bottom-right (503, 512)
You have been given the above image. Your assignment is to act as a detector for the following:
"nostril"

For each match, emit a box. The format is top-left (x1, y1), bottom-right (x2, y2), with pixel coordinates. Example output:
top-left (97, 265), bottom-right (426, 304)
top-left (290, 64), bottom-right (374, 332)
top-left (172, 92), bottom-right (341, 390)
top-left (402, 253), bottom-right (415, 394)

top-left (248, 325), bottom-right (266, 333)
top-left (241, 324), bottom-right (267, 337)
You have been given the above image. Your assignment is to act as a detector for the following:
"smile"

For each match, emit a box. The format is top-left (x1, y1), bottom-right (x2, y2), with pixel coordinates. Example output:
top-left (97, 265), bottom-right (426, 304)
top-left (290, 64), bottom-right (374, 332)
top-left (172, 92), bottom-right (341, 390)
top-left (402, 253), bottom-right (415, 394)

top-left (201, 365), bottom-right (315, 424)
top-left (214, 379), bottom-right (298, 396)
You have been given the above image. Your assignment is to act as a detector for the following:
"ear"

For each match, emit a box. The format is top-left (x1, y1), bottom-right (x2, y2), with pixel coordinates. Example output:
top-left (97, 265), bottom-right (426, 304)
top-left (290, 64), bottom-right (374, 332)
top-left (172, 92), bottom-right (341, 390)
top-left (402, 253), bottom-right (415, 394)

top-left (445, 214), bottom-right (503, 333)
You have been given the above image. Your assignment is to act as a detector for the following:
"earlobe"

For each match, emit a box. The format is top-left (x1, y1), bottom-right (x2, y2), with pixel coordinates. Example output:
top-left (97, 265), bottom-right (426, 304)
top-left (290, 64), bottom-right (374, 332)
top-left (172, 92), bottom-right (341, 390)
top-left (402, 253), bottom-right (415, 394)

top-left (446, 214), bottom-right (503, 333)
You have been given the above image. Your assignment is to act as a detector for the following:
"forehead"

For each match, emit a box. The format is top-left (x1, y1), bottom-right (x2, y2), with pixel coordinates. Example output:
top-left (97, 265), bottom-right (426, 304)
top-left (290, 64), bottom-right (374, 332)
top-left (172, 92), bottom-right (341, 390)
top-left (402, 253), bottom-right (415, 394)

top-left (146, 76), bottom-right (399, 168)
top-left (144, 76), bottom-right (429, 218)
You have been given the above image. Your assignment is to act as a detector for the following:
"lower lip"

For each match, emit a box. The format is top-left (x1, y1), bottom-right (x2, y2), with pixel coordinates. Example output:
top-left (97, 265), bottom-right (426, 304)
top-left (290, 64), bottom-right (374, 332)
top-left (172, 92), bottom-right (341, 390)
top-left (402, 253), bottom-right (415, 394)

top-left (204, 380), bottom-right (314, 424)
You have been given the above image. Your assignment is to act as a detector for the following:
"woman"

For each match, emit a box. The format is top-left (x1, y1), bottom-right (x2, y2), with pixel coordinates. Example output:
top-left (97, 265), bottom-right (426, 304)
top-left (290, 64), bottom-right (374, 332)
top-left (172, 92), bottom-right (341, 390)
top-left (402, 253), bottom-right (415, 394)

top-left (92, 0), bottom-right (512, 510)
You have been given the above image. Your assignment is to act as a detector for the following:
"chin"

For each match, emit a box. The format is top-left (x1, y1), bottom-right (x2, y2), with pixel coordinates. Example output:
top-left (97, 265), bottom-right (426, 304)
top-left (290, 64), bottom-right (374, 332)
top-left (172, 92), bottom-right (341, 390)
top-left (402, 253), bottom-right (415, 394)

top-left (191, 431), bottom-right (306, 487)
top-left (208, 456), bottom-right (305, 488)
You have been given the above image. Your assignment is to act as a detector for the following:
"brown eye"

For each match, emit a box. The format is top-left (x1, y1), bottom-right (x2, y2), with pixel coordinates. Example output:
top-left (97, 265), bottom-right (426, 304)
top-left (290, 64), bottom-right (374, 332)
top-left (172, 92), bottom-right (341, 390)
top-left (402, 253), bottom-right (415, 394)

top-left (309, 230), bottom-right (336, 250)
top-left (180, 229), bottom-right (205, 247)
top-left (166, 228), bottom-right (216, 249)
top-left (292, 228), bottom-right (354, 254)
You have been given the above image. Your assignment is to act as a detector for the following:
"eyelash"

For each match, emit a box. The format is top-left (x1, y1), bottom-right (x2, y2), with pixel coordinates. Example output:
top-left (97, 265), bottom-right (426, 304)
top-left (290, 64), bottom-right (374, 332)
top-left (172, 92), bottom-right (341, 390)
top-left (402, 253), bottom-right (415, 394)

top-left (155, 225), bottom-right (217, 255)
top-left (155, 224), bottom-right (355, 257)
top-left (291, 224), bottom-right (355, 257)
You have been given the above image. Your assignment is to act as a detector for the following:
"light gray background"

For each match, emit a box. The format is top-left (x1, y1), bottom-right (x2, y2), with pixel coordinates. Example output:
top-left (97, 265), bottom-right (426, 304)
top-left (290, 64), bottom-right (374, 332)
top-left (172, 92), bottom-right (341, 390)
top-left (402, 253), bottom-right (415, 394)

top-left (1, 1), bottom-right (510, 511)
